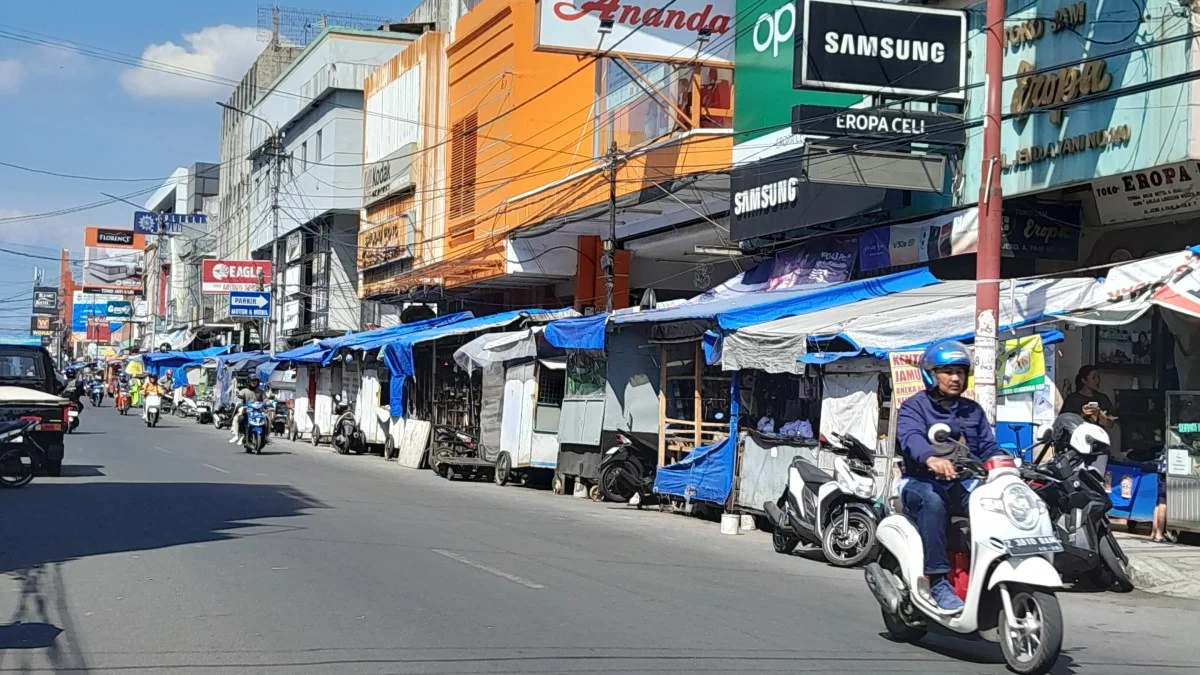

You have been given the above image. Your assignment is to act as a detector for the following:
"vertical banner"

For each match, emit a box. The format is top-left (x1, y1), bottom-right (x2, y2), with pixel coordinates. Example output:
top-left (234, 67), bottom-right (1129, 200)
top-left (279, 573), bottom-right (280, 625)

top-left (888, 350), bottom-right (926, 409)
top-left (997, 334), bottom-right (1047, 396)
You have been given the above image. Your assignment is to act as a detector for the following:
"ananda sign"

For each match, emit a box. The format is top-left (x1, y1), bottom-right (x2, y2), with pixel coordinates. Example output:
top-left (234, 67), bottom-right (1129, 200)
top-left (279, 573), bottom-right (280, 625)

top-left (536, 0), bottom-right (735, 63)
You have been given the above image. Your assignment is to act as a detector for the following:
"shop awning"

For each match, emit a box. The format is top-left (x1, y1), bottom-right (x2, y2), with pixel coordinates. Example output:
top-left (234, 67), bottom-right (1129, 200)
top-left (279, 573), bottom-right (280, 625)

top-left (1070, 247), bottom-right (1200, 325)
top-left (453, 328), bottom-right (543, 372)
top-left (313, 312), bottom-right (474, 366)
top-left (272, 342), bottom-right (325, 364)
top-left (141, 346), bottom-right (232, 376)
top-left (719, 277), bottom-right (1104, 373)
top-left (381, 308), bottom-right (578, 380)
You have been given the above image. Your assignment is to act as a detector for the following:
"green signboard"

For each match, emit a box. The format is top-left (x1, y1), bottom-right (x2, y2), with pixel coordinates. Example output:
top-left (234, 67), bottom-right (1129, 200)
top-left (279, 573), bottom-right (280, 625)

top-left (733, 0), bottom-right (862, 164)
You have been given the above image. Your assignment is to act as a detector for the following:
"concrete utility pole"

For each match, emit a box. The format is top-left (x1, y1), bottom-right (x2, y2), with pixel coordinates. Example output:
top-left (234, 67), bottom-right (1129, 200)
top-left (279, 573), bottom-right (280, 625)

top-left (604, 140), bottom-right (619, 313)
top-left (216, 101), bottom-right (282, 356)
top-left (974, 0), bottom-right (1005, 423)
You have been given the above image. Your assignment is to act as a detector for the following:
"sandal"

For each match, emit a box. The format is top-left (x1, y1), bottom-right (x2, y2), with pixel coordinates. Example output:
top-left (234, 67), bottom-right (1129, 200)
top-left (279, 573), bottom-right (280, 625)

top-left (1151, 537), bottom-right (1166, 543)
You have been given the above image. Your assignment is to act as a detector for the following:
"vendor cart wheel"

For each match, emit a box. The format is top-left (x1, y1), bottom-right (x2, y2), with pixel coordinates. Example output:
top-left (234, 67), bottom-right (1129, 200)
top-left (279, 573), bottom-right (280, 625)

top-left (588, 484), bottom-right (602, 501)
top-left (384, 435), bottom-right (396, 461)
top-left (288, 422), bottom-right (298, 442)
top-left (494, 452), bottom-right (512, 486)
top-left (552, 473), bottom-right (565, 495)
top-left (310, 425), bottom-right (321, 446)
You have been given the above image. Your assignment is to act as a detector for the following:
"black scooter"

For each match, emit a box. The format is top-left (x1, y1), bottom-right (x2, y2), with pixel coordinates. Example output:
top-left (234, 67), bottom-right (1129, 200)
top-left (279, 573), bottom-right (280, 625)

top-left (598, 432), bottom-right (658, 504)
top-left (331, 398), bottom-right (363, 455)
top-left (1023, 442), bottom-right (1133, 592)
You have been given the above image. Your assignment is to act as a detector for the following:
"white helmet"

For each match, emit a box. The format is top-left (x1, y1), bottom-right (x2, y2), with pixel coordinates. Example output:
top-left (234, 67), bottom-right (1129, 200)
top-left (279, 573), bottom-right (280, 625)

top-left (1052, 413), bottom-right (1110, 455)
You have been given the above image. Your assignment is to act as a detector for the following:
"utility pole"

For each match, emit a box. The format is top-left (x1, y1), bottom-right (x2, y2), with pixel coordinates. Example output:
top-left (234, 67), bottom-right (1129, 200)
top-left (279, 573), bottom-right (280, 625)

top-left (974, 0), bottom-right (1005, 423)
top-left (604, 140), bottom-right (619, 313)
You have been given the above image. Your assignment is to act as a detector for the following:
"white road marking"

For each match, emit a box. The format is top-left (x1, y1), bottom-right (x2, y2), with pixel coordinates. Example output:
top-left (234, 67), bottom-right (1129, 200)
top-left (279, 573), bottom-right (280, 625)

top-left (154, 447), bottom-right (173, 454)
top-left (201, 463), bottom-right (230, 474)
top-left (431, 549), bottom-right (544, 589)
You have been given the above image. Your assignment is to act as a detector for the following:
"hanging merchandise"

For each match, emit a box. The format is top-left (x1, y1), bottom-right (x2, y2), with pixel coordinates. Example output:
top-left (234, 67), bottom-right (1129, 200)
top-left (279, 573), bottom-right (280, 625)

top-left (820, 373), bottom-right (880, 446)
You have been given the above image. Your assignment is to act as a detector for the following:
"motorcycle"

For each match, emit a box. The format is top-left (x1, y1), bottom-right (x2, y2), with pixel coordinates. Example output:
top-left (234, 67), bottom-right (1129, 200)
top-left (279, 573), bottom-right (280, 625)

top-left (66, 400), bottom-right (81, 433)
top-left (598, 432), bottom-right (658, 505)
top-left (763, 432), bottom-right (882, 567)
top-left (89, 381), bottom-right (104, 407)
top-left (212, 403), bottom-right (234, 430)
top-left (194, 395), bottom-right (213, 424)
top-left (243, 401), bottom-right (269, 455)
top-left (1022, 415), bottom-right (1132, 592)
top-left (175, 395), bottom-right (198, 418)
top-left (143, 394), bottom-right (161, 428)
top-left (115, 386), bottom-right (131, 415)
top-left (331, 398), bottom-right (364, 455)
top-left (864, 424), bottom-right (1064, 675)
top-left (272, 400), bottom-right (289, 435)
top-left (159, 393), bottom-right (175, 416)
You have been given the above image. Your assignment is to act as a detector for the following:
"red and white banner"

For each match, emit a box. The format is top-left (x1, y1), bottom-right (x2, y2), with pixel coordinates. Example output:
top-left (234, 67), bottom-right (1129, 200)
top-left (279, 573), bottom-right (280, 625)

top-left (535, 0), bottom-right (734, 63)
top-left (201, 259), bottom-right (273, 295)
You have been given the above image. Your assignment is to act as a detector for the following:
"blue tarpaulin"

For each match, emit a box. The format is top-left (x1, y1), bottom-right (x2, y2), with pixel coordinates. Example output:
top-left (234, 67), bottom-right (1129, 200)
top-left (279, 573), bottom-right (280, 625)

top-left (543, 313), bottom-right (608, 350)
top-left (142, 346), bottom-right (231, 377)
top-left (717, 268), bottom-right (939, 331)
top-left (315, 312), bottom-right (473, 366)
top-left (652, 435), bottom-right (737, 505)
top-left (272, 342), bottom-right (326, 364)
top-left (381, 308), bottom-right (574, 416)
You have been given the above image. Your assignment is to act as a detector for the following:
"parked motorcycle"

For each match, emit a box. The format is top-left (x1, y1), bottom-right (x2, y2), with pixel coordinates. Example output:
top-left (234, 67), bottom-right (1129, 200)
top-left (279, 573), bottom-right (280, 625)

top-left (331, 397), bottom-right (364, 455)
top-left (194, 395), bottom-right (213, 424)
top-left (243, 401), bottom-right (269, 454)
top-left (175, 395), bottom-right (198, 418)
top-left (764, 432), bottom-right (881, 567)
top-left (598, 432), bottom-right (658, 504)
top-left (864, 424), bottom-right (1064, 675)
top-left (143, 394), bottom-right (162, 428)
top-left (1023, 414), bottom-right (1132, 592)
top-left (88, 381), bottom-right (104, 407)
top-left (272, 400), bottom-right (288, 435)
top-left (212, 403), bottom-right (234, 430)
top-left (159, 394), bottom-right (175, 416)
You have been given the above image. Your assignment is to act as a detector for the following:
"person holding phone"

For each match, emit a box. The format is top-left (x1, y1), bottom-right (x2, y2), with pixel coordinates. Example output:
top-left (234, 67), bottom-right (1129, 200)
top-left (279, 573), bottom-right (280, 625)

top-left (1062, 366), bottom-right (1115, 429)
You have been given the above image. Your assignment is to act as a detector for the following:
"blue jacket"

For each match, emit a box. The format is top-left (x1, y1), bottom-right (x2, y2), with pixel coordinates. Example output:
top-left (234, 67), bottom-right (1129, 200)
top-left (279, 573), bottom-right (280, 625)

top-left (897, 389), bottom-right (1001, 478)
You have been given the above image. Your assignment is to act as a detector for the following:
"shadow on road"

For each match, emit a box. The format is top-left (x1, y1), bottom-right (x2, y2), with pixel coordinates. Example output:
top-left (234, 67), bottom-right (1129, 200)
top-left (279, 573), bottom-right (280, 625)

top-left (57, 465), bottom-right (104, 478)
top-left (0, 481), bottom-right (327, 574)
top-left (0, 622), bottom-right (61, 650)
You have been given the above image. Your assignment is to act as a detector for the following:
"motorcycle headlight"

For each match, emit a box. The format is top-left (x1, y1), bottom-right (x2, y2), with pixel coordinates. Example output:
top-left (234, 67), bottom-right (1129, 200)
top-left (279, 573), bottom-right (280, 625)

top-left (999, 484), bottom-right (1042, 531)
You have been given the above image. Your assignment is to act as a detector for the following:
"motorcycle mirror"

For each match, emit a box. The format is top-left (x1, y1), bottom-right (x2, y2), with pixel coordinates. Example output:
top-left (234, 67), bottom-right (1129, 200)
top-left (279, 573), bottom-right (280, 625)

top-left (1035, 423), bottom-right (1054, 443)
top-left (927, 423), bottom-right (952, 444)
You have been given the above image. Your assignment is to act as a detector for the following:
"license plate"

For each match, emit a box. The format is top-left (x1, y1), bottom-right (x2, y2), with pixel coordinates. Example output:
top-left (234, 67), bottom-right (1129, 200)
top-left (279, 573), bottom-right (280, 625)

top-left (1005, 535), bottom-right (1062, 556)
top-left (198, 407), bottom-right (209, 412)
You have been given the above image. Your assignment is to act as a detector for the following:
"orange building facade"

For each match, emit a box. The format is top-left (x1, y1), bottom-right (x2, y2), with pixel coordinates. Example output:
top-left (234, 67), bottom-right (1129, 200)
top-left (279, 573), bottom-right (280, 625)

top-left (366, 0), bottom-right (734, 311)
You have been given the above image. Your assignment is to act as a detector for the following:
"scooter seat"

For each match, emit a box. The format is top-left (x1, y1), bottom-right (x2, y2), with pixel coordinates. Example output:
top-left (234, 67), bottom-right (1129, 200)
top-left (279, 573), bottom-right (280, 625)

top-left (795, 460), bottom-right (834, 493)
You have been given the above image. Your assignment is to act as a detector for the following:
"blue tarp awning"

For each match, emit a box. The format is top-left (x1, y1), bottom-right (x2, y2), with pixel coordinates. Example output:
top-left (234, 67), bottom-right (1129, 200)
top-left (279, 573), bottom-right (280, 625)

top-left (272, 342), bottom-right (326, 364)
top-left (142, 346), bottom-right (232, 377)
top-left (717, 268), bottom-right (939, 331)
top-left (543, 313), bottom-right (608, 350)
top-left (314, 312), bottom-right (473, 366)
top-left (652, 435), bottom-right (737, 505)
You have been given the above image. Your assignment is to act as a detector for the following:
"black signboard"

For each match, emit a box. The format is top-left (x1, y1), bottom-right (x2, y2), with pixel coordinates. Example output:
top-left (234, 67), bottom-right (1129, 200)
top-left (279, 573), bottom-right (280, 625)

top-left (1002, 202), bottom-right (1080, 261)
top-left (96, 228), bottom-right (135, 247)
top-left (797, 0), bottom-right (966, 99)
top-left (730, 149), bottom-right (906, 241)
top-left (30, 315), bottom-right (55, 338)
top-left (32, 286), bottom-right (58, 315)
top-left (791, 105), bottom-right (966, 145)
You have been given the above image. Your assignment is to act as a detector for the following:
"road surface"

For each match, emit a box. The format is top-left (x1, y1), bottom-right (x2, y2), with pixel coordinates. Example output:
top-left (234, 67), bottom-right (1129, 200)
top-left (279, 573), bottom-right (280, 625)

top-left (2, 406), bottom-right (1198, 674)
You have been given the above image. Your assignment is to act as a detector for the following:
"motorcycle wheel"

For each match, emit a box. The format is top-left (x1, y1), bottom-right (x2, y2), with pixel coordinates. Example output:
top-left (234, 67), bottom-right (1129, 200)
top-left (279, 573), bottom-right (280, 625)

top-left (494, 451), bottom-right (512, 486)
top-left (598, 462), bottom-right (636, 503)
top-left (255, 434), bottom-right (263, 455)
top-left (998, 586), bottom-right (1063, 675)
top-left (151, 412), bottom-right (159, 428)
top-left (821, 507), bottom-right (879, 568)
top-left (383, 435), bottom-right (396, 460)
top-left (770, 493), bottom-right (800, 554)
top-left (334, 437), bottom-right (349, 455)
top-left (310, 425), bottom-right (321, 447)
top-left (878, 554), bottom-right (926, 643)
top-left (1097, 531), bottom-right (1134, 593)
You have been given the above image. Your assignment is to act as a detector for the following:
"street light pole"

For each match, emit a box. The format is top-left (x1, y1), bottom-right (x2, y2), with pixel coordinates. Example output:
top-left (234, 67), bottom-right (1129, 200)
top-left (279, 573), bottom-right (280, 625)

top-left (216, 101), bottom-right (282, 357)
top-left (974, 0), bottom-right (1005, 423)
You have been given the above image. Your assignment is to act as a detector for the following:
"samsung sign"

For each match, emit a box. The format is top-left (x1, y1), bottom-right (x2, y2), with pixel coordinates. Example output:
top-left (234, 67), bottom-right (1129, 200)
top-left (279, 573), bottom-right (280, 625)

top-left (796, 0), bottom-right (966, 99)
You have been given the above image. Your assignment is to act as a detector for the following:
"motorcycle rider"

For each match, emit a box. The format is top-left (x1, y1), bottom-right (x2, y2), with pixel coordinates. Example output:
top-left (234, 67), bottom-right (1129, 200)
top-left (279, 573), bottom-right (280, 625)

top-left (896, 340), bottom-right (1003, 613)
top-left (141, 374), bottom-right (163, 421)
top-left (228, 376), bottom-right (263, 445)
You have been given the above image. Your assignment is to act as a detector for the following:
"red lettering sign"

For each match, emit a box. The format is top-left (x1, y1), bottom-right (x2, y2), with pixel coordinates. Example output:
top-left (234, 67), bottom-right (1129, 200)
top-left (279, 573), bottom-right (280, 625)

top-left (553, 0), bottom-right (731, 34)
top-left (201, 259), bottom-right (274, 295)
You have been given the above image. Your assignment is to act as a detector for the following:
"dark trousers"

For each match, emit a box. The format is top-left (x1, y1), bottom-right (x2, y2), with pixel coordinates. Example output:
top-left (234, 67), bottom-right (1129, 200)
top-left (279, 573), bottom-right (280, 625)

top-left (901, 477), bottom-right (971, 575)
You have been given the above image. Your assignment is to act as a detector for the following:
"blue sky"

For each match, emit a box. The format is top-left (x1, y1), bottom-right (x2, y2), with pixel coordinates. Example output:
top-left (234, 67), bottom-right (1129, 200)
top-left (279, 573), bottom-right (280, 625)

top-left (0, 0), bottom-right (417, 335)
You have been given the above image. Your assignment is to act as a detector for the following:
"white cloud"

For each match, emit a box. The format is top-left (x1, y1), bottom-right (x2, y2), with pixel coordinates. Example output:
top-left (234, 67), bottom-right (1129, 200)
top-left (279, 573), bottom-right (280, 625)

top-left (0, 59), bottom-right (22, 93)
top-left (119, 25), bottom-right (263, 100)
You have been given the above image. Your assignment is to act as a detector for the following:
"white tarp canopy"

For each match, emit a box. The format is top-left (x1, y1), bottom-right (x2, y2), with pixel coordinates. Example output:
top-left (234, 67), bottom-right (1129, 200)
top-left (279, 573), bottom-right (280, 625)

top-left (720, 277), bottom-right (1105, 374)
top-left (453, 328), bottom-right (540, 373)
top-left (1071, 247), bottom-right (1200, 325)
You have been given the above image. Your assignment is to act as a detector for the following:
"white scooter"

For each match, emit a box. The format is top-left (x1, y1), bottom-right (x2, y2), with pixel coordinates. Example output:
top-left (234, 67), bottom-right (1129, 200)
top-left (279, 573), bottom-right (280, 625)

top-left (864, 424), bottom-right (1064, 675)
top-left (143, 394), bottom-right (162, 428)
top-left (763, 432), bottom-right (882, 567)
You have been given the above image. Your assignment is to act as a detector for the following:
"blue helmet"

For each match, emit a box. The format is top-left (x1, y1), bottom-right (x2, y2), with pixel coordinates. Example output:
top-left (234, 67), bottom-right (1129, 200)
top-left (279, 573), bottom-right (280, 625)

top-left (919, 340), bottom-right (973, 389)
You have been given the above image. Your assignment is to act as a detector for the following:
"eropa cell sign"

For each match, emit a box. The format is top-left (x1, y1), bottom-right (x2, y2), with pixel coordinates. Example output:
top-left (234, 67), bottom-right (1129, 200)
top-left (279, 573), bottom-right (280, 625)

top-left (535, 0), bottom-right (735, 63)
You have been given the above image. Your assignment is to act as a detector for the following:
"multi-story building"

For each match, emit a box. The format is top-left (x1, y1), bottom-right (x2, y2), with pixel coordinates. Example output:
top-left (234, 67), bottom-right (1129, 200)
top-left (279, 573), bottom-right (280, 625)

top-left (241, 26), bottom-right (422, 345)
top-left (362, 0), bottom-right (739, 313)
top-left (140, 162), bottom-right (220, 350)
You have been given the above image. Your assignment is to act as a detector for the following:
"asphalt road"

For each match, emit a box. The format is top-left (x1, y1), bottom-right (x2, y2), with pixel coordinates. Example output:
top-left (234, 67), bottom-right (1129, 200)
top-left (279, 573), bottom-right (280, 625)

top-left (2, 406), bottom-right (1198, 674)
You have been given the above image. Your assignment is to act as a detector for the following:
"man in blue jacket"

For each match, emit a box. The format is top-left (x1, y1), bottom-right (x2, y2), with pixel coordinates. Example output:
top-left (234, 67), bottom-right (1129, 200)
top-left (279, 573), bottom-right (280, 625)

top-left (897, 340), bottom-right (1003, 612)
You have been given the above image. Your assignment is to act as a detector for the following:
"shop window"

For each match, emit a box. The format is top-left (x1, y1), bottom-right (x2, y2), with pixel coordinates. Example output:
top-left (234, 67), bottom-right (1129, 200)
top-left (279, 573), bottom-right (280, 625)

top-left (566, 350), bottom-right (606, 398)
top-left (314, 129), bottom-right (323, 162)
top-left (449, 114), bottom-right (477, 218)
top-left (739, 369), bottom-right (819, 439)
top-left (595, 60), bottom-right (732, 154)
top-left (534, 365), bottom-right (566, 433)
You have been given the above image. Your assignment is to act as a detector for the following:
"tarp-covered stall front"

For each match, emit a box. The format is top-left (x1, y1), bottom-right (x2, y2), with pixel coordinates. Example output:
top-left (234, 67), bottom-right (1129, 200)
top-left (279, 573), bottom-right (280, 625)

top-left (453, 328), bottom-right (566, 482)
top-left (381, 308), bottom-right (578, 470)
